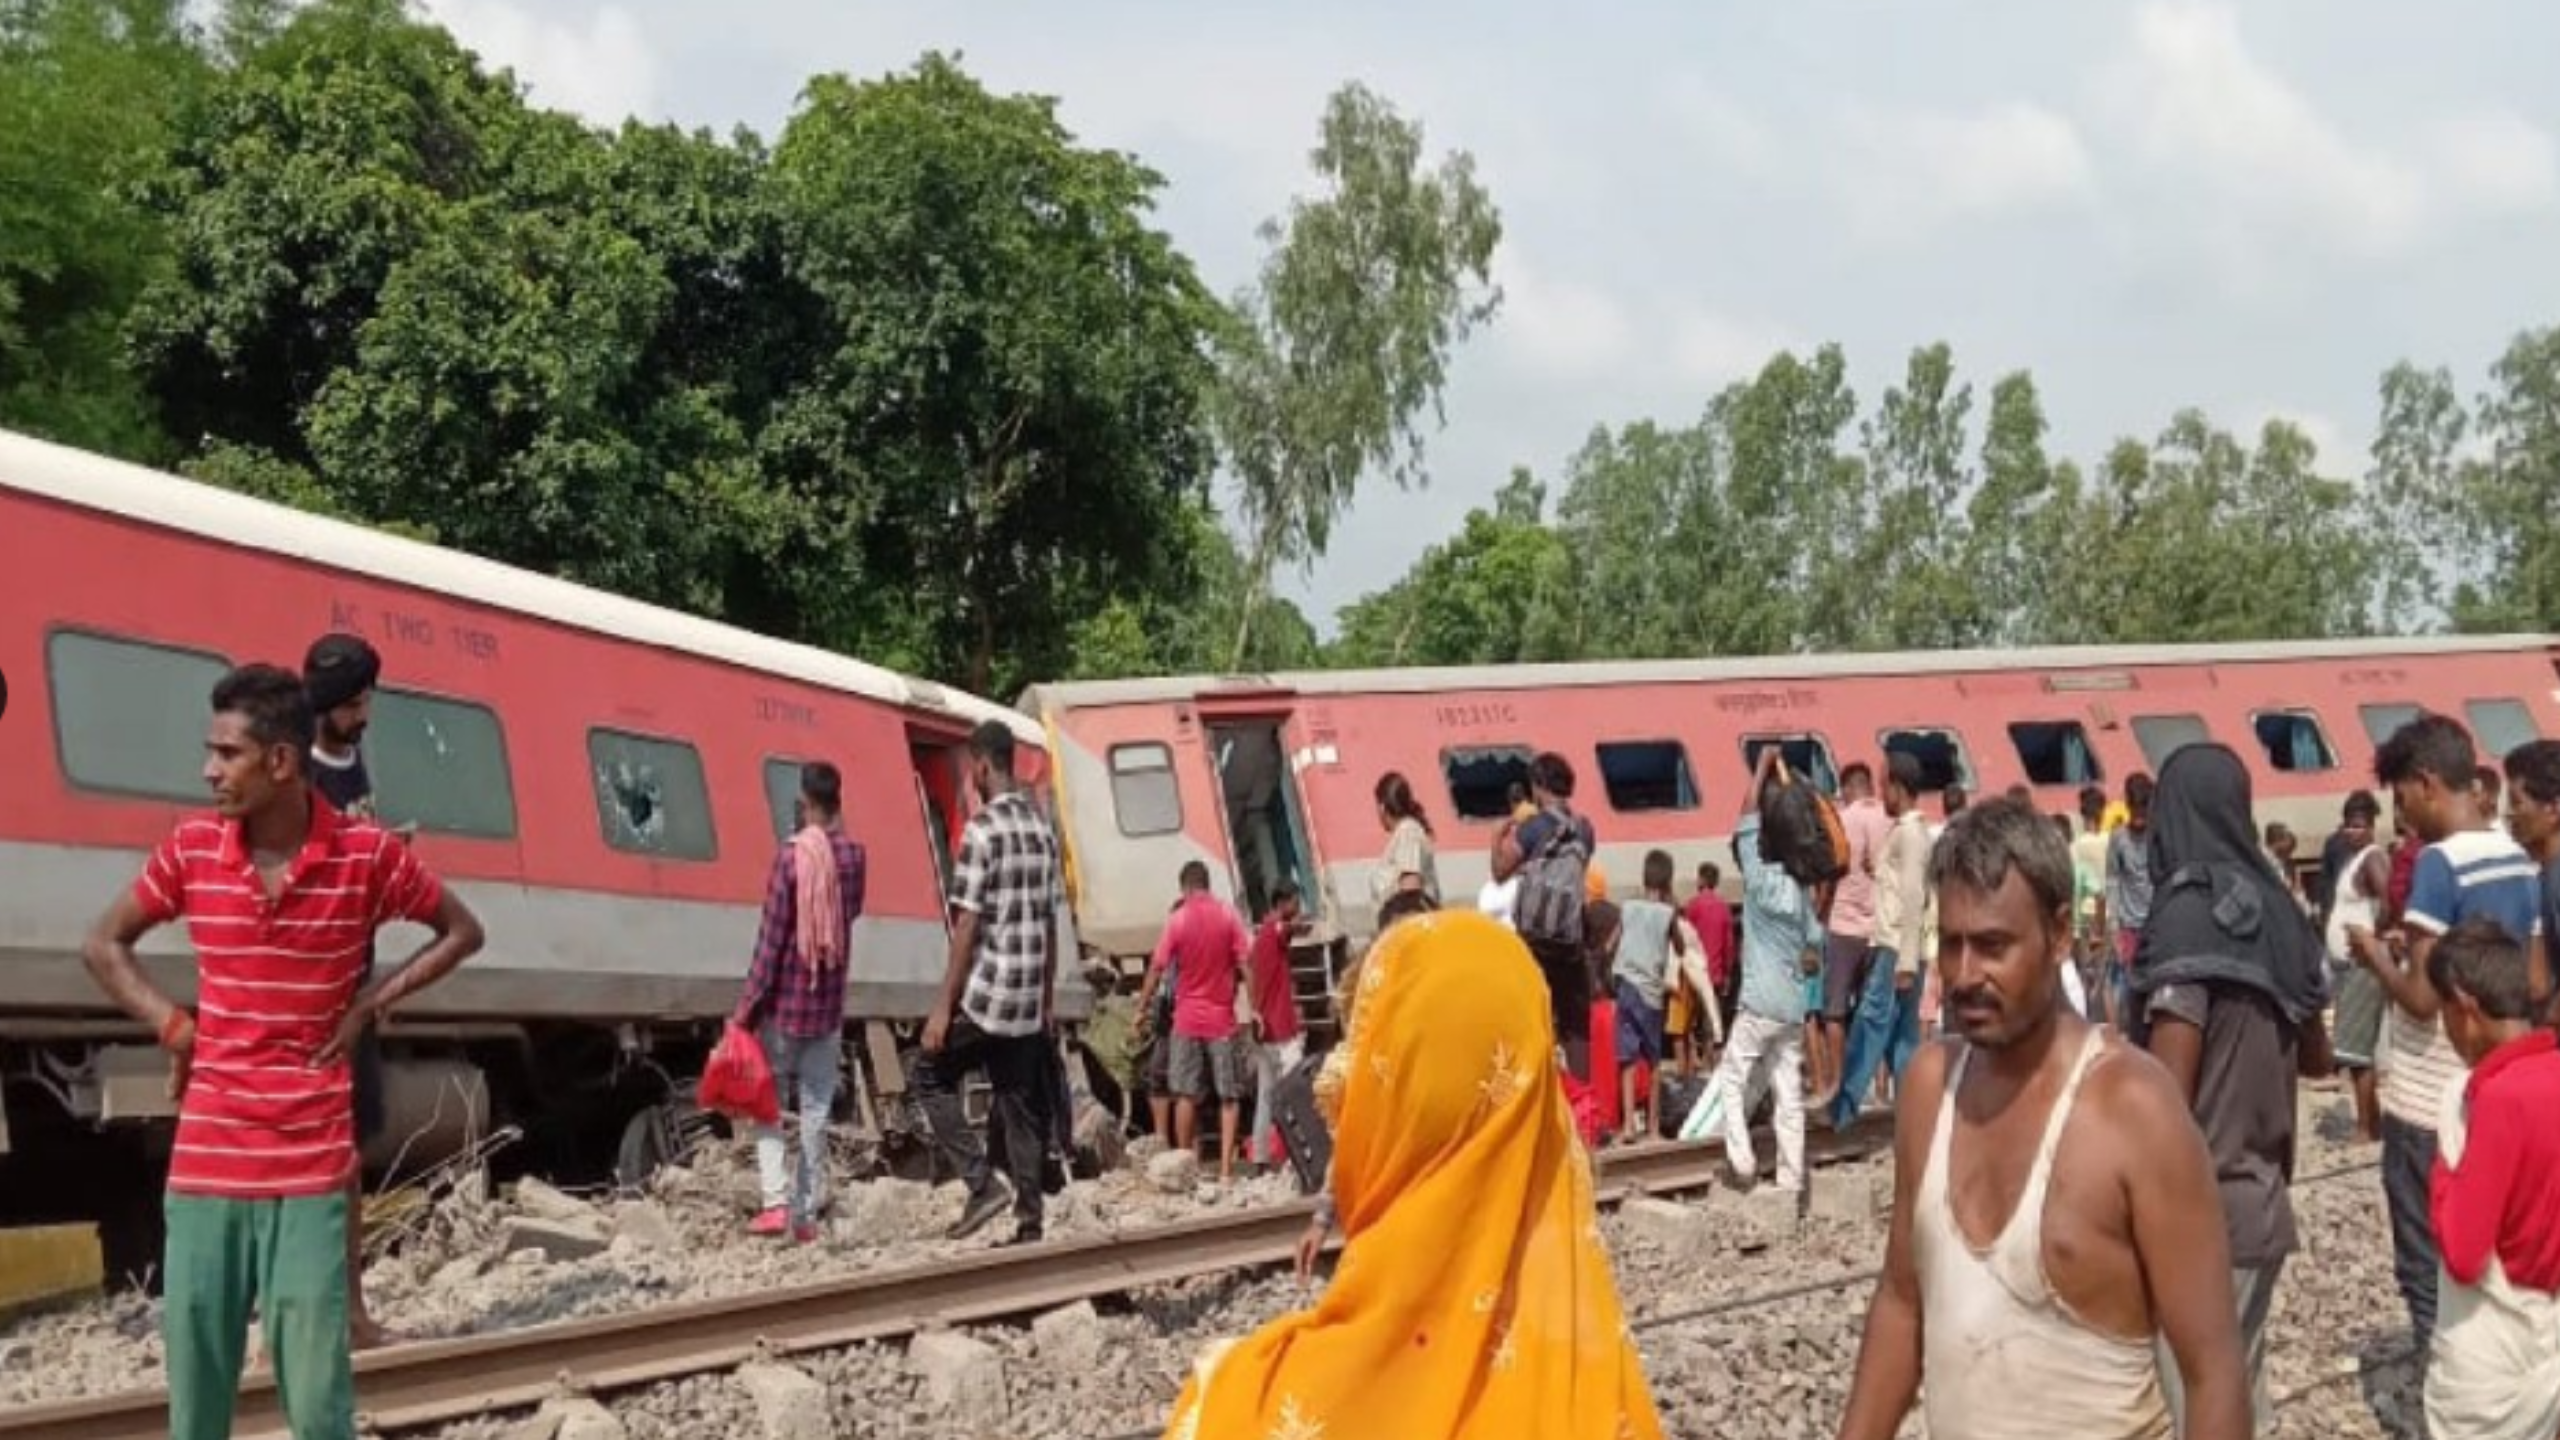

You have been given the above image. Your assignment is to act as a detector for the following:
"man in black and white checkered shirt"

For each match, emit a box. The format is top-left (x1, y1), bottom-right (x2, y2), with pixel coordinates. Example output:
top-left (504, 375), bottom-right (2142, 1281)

top-left (919, 720), bottom-right (1067, 1245)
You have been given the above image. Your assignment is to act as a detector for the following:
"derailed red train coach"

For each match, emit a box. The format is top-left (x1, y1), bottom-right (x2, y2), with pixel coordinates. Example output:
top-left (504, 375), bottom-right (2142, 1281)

top-left (0, 427), bottom-right (1078, 1194)
top-left (1024, 637), bottom-right (2560, 978)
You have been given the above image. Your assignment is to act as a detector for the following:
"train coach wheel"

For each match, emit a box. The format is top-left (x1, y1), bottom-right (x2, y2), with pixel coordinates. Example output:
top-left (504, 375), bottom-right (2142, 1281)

top-left (613, 1099), bottom-right (723, 1195)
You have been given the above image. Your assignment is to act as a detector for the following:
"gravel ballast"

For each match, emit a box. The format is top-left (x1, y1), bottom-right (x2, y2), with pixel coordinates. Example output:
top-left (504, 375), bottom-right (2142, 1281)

top-left (2, 1090), bottom-right (2425, 1437)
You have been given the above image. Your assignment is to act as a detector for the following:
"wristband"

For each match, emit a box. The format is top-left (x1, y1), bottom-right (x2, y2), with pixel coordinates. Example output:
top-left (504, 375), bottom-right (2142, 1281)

top-left (159, 1009), bottom-right (194, 1051)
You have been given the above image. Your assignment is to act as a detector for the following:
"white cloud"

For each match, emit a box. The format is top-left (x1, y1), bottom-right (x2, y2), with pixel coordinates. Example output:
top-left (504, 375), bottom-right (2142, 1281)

top-left (423, 0), bottom-right (661, 125)
top-left (1669, 308), bottom-right (1797, 390)
top-left (2098, 0), bottom-right (2556, 281)
top-left (1489, 249), bottom-right (1636, 381)
top-left (2109, 0), bottom-right (2422, 249)
top-left (1831, 100), bottom-right (2095, 238)
top-left (1657, 75), bottom-right (1775, 176)
top-left (2429, 109), bottom-right (2560, 213)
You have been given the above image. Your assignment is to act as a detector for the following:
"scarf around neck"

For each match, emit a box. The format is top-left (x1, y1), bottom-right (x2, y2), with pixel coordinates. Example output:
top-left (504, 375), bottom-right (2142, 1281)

top-left (792, 823), bottom-right (845, 980)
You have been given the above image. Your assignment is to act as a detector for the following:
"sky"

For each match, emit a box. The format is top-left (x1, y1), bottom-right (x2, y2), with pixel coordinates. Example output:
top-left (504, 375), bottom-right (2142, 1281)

top-left (421, 0), bottom-right (2560, 630)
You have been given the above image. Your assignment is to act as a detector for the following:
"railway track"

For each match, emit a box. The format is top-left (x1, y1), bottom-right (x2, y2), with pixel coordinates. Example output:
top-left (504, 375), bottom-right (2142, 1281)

top-left (0, 1117), bottom-right (1893, 1440)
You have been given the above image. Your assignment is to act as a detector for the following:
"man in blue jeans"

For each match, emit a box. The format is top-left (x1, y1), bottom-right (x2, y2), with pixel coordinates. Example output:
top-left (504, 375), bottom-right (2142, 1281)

top-left (1832, 754), bottom-right (1931, 1128)
top-left (732, 761), bottom-right (869, 1243)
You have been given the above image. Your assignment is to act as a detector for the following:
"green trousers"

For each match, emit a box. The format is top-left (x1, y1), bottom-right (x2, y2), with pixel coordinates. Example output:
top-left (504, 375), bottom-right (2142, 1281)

top-left (164, 1191), bottom-right (354, 1440)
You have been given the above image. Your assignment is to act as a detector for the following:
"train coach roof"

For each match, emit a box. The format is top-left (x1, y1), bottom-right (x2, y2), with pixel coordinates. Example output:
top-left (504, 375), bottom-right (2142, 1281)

top-left (1021, 633), bottom-right (2559, 710)
top-left (1, 428), bottom-right (1044, 745)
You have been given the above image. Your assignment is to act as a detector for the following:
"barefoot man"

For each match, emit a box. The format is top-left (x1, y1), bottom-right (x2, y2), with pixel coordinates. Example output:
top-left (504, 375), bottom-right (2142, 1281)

top-left (1835, 797), bottom-right (2247, 1440)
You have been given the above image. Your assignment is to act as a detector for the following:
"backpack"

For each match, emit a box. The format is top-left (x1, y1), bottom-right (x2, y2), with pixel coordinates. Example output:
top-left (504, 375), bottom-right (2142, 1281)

top-left (1759, 766), bottom-right (1850, 885)
top-left (1515, 809), bottom-right (1592, 949)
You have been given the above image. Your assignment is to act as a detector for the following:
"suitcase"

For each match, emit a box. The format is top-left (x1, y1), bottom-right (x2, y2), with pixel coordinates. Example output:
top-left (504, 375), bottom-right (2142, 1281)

top-left (1269, 1050), bottom-right (1334, 1194)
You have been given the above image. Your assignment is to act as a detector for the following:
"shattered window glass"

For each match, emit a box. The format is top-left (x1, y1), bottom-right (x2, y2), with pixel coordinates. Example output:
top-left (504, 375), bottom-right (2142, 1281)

top-left (588, 729), bottom-right (717, 860)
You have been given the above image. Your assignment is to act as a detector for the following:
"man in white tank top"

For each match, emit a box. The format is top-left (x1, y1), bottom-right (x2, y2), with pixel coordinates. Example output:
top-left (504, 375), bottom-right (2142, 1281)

top-left (1835, 799), bottom-right (2250, 1440)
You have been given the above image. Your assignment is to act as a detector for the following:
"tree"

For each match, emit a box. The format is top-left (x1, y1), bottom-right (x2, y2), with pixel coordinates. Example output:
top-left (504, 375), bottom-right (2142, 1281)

top-left (2364, 362), bottom-right (2470, 632)
top-left (1066, 503), bottom-right (1321, 680)
top-left (129, 0), bottom-right (527, 464)
top-left (0, 0), bottom-right (206, 457)
top-left (1854, 344), bottom-right (1977, 649)
top-left (1330, 471), bottom-right (1572, 668)
top-left (1966, 372), bottom-right (2065, 645)
top-left (2457, 326), bottom-right (2560, 631)
top-left (1547, 424), bottom-right (1719, 659)
top-left (1704, 346), bottom-right (1862, 654)
top-left (300, 122), bottom-right (785, 616)
top-left (762, 55), bottom-right (1222, 694)
top-left (1218, 82), bottom-right (1502, 667)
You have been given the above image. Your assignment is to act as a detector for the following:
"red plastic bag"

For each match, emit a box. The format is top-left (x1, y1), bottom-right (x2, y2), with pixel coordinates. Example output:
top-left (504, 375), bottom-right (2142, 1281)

top-left (698, 1023), bottom-right (779, 1126)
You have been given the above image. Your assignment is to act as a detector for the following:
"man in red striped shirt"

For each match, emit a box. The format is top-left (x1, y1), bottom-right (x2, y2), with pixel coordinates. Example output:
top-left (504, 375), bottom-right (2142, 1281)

top-left (82, 665), bottom-right (484, 1440)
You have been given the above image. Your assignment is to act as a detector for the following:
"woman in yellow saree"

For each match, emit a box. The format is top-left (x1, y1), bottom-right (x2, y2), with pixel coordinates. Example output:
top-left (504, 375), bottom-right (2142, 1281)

top-left (1163, 910), bottom-right (1666, 1440)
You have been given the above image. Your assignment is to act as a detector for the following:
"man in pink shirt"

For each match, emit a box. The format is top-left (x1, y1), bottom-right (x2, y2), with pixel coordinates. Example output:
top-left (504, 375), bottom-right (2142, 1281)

top-left (1814, 762), bottom-right (1895, 1110)
top-left (1136, 861), bottom-right (1254, 1181)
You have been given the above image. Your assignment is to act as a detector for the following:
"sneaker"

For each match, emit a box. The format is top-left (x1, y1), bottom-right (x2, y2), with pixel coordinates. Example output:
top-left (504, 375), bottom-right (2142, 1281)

top-left (945, 1185), bottom-right (1010, 1241)
top-left (747, 1206), bottom-right (789, 1237)
top-left (996, 1224), bottom-right (1044, 1248)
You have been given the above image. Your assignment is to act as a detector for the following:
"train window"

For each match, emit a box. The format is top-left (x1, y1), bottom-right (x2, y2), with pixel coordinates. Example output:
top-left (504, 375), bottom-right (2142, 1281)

top-left (2251, 710), bottom-right (2338, 773)
top-left (2131, 714), bottom-right (2212, 770)
top-left (2007, 721), bottom-right (2103, 787)
top-left (2466, 699), bottom-right (2541, 759)
top-left (367, 689), bottom-right (518, 838)
top-left (2359, 703), bottom-right (2423, 747)
top-left (763, 758), bottom-right (806, 843)
top-left (587, 729), bottom-right (718, 860)
top-left (1443, 745), bottom-right (1535, 820)
top-left (1108, 743), bottom-right (1182, 837)
top-left (1879, 728), bottom-right (1973, 794)
top-left (1740, 735), bottom-right (1838, 795)
top-left (45, 629), bottom-right (232, 803)
top-left (1594, 740), bottom-right (1699, 812)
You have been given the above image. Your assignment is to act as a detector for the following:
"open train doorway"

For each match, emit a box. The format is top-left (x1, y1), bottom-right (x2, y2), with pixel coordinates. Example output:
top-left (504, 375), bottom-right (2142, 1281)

top-left (1205, 718), bottom-right (1315, 921)
top-left (909, 735), bottom-right (966, 900)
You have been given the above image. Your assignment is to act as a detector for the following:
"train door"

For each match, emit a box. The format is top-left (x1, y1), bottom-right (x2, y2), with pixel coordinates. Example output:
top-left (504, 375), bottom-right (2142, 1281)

top-left (1198, 711), bottom-right (1322, 923)
top-left (908, 733), bottom-right (966, 902)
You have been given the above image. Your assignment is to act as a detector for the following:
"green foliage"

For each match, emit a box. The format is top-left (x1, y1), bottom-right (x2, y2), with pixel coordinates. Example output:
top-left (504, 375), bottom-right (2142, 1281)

top-left (3, 0), bottom-right (2551, 700)
top-left (2452, 328), bottom-right (2560, 632)
top-left (763, 55), bottom-right (1221, 693)
top-left (1065, 503), bottom-right (1321, 680)
top-left (130, 0), bottom-right (526, 462)
top-left (1217, 82), bottom-right (1503, 666)
top-left (0, 0), bottom-right (205, 457)
top-left (1331, 338), bottom-right (2471, 667)
top-left (1332, 469), bottom-right (1572, 668)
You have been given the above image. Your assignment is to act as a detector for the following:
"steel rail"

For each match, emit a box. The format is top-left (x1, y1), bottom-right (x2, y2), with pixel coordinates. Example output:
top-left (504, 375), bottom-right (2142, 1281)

top-left (0, 1117), bottom-right (1890, 1440)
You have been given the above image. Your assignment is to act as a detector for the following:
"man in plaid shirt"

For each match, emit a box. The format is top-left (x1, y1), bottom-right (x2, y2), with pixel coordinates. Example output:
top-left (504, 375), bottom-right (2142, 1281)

top-left (920, 720), bottom-right (1067, 1245)
top-left (730, 761), bottom-right (867, 1242)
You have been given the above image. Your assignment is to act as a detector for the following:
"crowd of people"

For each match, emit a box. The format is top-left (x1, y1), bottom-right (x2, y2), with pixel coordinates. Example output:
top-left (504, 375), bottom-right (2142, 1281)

top-left (69, 628), bottom-right (2560, 1438)
top-left (73, 634), bottom-right (1074, 1440)
top-left (1157, 719), bottom-right (2559, 1439)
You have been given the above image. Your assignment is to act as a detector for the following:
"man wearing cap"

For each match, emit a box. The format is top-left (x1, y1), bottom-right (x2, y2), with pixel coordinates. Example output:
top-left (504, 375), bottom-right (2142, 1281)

top-left (302, 633), bottom-right (398, 1348)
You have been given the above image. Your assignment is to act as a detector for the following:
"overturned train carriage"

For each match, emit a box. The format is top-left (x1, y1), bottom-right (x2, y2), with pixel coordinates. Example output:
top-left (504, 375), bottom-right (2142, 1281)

top-left (1024, 634), bottom-right (2560, 988)
top-left (0, 427), bottom-right (1083, 1238)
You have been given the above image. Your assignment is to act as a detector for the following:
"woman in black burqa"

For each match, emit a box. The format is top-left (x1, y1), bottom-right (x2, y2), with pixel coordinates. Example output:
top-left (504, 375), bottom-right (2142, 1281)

top-left (2130, 743), bottom-right (2329, 1022)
